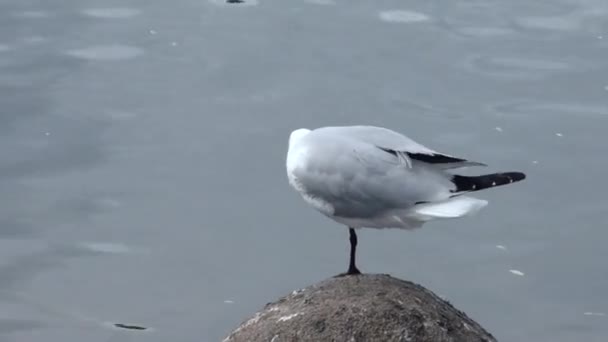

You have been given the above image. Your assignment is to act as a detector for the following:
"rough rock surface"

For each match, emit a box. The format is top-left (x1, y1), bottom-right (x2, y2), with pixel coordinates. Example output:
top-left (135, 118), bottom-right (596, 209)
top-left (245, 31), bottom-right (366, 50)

top-left (223, 274), bottom-right (496, 342)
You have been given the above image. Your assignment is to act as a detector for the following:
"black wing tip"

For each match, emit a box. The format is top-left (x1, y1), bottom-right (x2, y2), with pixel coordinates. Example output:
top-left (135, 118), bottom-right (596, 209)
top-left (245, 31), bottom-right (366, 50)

top-left (502, 171), bottom-right (526, 183)
top-left (452, 171), bottom-right (526, 192)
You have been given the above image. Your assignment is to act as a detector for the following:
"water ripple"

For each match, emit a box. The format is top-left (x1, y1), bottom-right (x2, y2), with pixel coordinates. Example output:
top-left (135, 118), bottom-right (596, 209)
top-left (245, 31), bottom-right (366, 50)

top-left (208, 0), bottom-right (259, 7)
top-left (463, 54), bottom-right (572, 80)
top-left (492, 101), bottom-right (608, 119)
top-left (66, 45), bottom-right (143, 61)
top-left (303, 0), bottom-right (335, 5)
top-left (378, 10), bottom-right (430, 24)
top-left (81, 8), bottom-right (141, 19)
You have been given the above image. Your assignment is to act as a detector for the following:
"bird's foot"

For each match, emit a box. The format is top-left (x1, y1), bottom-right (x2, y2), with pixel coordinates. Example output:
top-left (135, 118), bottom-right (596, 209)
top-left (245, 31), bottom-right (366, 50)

top-left (334, 267), bottom-right (362, 278)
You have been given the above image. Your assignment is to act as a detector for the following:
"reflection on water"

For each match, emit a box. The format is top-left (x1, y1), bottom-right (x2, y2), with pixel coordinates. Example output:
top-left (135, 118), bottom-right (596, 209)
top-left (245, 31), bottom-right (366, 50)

top-left (1, 0), bottom-right (607, 341)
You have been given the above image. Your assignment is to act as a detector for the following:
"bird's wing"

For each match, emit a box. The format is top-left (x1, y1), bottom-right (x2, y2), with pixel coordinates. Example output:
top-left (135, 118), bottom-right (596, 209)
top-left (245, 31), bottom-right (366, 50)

top-left (321, 125), bottom-right (486, 169)
top-left (292, 137), bottom-right (456, 218)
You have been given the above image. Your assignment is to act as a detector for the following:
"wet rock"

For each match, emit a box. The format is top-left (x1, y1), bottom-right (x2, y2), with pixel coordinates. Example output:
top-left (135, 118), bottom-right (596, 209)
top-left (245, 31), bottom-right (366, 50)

top-left (223, 274), bottom-right (496, 342)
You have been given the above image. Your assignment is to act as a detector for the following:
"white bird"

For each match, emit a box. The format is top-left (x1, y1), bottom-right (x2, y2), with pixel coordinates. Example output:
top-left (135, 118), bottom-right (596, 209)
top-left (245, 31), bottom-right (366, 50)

top-left (286, 125), bottom-right (525, 275)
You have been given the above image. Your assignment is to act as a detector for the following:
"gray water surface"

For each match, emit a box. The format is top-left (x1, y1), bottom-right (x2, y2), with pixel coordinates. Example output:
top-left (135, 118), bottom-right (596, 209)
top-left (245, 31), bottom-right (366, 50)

top-left (1, 0), bottom-right (607, 341)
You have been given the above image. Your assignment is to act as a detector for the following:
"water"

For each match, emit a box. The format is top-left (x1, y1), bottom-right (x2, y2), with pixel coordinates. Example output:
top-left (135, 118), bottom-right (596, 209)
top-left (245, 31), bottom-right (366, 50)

top-left (0, 0), bottom-right (606, 341)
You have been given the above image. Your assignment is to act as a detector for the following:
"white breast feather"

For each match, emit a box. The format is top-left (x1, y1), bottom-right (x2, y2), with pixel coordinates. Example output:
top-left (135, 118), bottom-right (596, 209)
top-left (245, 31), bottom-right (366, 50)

top-left (286, 129), bottom-right (335, 216)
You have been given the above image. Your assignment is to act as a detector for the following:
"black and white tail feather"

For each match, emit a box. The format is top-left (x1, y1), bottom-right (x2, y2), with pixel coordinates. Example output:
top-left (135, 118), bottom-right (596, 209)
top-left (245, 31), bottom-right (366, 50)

top-left (412, 170), bottom-right (526, 221)
top-left (414, 168), bottom-right (525, 221)
top-left (378, 143), bottom-right (526, 221)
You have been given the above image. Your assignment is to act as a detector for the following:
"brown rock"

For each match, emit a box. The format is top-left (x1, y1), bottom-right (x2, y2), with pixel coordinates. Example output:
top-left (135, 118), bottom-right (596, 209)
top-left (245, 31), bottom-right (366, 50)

top-left (223, 274), bottom-right (496, 342)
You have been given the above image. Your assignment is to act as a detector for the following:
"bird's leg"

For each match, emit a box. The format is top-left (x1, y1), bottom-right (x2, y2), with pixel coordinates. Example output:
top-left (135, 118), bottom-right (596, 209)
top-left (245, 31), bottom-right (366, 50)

top-left (346, 227), bottom-right (361, 275)
top-left (333, 227), bottom-right (362, 277)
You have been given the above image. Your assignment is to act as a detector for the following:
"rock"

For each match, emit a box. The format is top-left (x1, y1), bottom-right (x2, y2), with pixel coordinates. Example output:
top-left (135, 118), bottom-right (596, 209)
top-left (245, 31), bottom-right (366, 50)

top-left (223, 274), bottom-right (496, 342)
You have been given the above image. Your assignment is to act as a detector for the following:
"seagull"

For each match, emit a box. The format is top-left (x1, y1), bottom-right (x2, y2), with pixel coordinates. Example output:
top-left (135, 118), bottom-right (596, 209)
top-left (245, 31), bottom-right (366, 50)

top-left (286, 125), bottom-right (525, 275)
